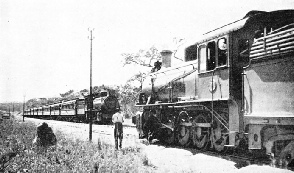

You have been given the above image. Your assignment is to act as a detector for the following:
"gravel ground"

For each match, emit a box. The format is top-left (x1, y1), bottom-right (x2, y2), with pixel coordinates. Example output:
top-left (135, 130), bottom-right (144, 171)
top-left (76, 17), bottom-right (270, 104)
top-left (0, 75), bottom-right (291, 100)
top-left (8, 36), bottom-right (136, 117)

top-left (18, 114), bottom-right (293, 173)
top-left (143, 145), bottom-right (292, 173)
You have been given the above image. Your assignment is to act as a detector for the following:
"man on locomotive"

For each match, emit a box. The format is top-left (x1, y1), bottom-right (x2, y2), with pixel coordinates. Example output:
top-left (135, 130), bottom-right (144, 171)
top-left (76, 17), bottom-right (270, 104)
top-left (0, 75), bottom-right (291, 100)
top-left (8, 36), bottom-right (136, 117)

top-left (143, 109), bottom-right (162, 142)
top-left (112, 110), bottom-right (124, 149)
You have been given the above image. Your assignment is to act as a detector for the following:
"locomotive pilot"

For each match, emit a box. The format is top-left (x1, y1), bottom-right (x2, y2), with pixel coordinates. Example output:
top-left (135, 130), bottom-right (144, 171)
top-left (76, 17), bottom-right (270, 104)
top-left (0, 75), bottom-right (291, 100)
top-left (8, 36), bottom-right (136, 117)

top-left (112, 110), bottom-right (124, 149)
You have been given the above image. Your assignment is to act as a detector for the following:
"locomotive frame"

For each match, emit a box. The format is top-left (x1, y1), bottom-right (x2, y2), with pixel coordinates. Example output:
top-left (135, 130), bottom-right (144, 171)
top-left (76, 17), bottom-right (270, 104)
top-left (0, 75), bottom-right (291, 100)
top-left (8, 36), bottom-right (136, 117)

top-left (135, 10), bottom-right (294, 166)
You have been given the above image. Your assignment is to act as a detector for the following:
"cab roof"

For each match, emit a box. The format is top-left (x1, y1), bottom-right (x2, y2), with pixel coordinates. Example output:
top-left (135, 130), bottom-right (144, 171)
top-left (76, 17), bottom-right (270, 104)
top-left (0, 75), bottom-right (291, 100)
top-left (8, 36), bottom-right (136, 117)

top-left (196, 10), bottom-right (294, 44)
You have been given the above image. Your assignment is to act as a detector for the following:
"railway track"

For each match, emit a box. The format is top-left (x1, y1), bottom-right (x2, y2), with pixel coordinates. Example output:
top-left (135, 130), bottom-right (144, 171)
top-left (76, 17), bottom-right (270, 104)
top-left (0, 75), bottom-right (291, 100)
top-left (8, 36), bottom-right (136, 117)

top-left (20, 115), bottom-right (136, 135)
top-left (23, 116), bottom-right (136, 129)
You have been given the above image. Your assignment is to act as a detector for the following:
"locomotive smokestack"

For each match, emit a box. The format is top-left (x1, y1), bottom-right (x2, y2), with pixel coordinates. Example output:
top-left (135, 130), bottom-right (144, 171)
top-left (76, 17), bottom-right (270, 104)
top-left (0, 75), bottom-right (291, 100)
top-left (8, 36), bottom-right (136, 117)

top-left (160, 50), bottom-right (172, 68)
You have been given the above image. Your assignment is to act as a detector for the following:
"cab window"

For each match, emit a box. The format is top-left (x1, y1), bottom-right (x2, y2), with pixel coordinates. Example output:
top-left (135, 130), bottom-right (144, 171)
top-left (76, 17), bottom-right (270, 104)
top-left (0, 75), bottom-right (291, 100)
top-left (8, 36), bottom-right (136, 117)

top-left (217, 38), bottom-right (227, 66)
top-left (199, 45), bottom-right (206, 73)
top-left (185, 45), bottom-right (198, 61)
top-left (207, 41), bottom-right (216, 71)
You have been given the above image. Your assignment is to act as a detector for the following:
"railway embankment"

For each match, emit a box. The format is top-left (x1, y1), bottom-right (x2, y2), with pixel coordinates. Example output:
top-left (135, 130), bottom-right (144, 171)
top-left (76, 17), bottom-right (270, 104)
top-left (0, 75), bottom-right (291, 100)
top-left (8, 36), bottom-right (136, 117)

top-left (0, 113), bottom-right (155, 173)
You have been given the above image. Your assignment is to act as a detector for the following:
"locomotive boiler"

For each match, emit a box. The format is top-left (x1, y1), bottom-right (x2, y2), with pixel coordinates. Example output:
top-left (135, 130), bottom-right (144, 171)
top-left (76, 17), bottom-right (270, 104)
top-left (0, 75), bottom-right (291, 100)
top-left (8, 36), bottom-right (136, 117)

top-left (93, 90), bottom-right (120, 124)
top-left (135, 10), bottom-right (294, 166)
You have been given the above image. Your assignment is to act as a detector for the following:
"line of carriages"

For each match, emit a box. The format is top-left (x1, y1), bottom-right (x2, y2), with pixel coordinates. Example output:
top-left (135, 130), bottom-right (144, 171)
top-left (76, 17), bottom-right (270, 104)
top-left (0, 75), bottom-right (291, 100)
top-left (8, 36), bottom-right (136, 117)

top-left (23, 98), bottom-right (90, 122)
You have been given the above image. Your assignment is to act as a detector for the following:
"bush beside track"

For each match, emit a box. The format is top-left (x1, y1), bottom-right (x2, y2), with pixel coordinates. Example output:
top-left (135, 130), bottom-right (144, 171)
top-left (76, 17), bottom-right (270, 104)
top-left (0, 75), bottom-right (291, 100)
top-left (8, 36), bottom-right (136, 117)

top-left (0, 114), bottom-right (155, 173)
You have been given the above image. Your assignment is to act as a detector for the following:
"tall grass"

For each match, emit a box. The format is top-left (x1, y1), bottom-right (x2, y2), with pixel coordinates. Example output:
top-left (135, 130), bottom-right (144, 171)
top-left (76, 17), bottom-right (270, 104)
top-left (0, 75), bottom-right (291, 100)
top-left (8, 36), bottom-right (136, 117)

top-left (0, 117), bottom-right (155, 173)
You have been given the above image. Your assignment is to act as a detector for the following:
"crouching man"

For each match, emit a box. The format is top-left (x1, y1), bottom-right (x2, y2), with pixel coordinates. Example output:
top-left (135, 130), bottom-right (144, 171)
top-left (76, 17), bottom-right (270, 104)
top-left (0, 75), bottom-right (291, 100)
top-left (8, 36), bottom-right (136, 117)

top-left (33, 122), bottom-right (57, 147)
top-left (112, 110), bottom-right (124, 149)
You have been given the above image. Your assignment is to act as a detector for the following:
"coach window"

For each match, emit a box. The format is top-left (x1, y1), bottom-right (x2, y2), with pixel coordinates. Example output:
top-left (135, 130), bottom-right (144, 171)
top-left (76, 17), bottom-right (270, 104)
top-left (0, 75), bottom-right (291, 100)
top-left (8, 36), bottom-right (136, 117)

top-left (199, 45), bottom-right (207, 73)
top-left (207, 41), bottom-right (216, 71)
top-left (218, 38), bottom-right (227, 66)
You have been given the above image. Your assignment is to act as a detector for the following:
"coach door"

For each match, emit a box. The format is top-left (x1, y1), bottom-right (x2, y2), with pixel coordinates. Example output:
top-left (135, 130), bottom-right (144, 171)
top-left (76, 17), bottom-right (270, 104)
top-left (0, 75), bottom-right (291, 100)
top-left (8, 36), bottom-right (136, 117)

top-left (197, 37), bottom-right (230, 101)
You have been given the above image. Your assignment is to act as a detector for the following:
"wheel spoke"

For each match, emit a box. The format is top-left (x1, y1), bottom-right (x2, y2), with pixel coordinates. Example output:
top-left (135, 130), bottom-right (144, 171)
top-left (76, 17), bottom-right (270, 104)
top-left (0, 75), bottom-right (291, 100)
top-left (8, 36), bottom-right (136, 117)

top-left (191, 115), bottom-right (209, 149)
top-left (192, 128), bottom-right (208, 149)
top-left (177, 111), bottom-right (191, 146)
top-left (178, 125), bottom-right (190, 146)
top-left (212, 121), bottom-right (228, 152)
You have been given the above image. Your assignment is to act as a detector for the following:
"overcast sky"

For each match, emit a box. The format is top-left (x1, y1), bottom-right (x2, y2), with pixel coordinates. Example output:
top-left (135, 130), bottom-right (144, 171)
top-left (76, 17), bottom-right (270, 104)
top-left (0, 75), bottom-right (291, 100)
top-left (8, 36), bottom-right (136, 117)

top-left (1, 0), bottom-right (293, 103)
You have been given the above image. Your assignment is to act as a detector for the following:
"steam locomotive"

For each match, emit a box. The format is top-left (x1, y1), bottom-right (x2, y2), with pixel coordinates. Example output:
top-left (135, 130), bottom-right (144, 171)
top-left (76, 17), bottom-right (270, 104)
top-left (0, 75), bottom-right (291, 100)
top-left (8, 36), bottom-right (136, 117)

top-left (135, 10), bottom-right (294, 166)
top-left (24, 90), bottom-right (120, 124)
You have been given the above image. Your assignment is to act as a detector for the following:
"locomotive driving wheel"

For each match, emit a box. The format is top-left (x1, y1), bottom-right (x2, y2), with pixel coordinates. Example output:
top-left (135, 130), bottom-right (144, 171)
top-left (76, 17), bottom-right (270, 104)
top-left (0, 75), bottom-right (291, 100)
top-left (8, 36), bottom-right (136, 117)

top-left (191, 114), bottom-right (210, 150)
top-left (163, 128), bottom-right (174, 144)
top-left (278, 141), bottom-right (294, 168)
top-left (177, 111), bottom-right (191, 146)
top-left (212, 120), bottom-right (228, 152)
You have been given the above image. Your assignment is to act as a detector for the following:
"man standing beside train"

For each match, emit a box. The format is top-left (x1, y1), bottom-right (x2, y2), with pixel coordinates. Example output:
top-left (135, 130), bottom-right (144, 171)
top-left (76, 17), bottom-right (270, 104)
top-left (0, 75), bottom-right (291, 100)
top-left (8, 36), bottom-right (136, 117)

top-left (112, 110), bottom-right (124, 150)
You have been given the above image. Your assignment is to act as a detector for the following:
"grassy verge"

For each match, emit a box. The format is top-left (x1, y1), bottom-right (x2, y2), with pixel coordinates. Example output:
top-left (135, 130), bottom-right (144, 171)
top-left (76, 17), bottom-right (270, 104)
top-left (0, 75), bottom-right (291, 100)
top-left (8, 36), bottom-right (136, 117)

top-left (0, 116), bottom-right (155, 173)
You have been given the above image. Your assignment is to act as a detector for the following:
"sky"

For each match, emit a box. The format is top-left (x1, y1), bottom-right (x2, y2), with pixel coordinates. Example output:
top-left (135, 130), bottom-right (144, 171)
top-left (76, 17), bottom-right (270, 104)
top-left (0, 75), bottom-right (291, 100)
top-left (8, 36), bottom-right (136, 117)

top-left (1, 0), bottom-right (293, 103)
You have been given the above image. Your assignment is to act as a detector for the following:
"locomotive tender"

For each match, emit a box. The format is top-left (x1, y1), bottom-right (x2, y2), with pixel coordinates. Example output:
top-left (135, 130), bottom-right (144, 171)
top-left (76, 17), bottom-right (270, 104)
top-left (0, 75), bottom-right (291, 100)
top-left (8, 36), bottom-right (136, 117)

top-left (136, 10), bottom-right (294, 165)
top-left (24, 90), bottom-right (120, 124)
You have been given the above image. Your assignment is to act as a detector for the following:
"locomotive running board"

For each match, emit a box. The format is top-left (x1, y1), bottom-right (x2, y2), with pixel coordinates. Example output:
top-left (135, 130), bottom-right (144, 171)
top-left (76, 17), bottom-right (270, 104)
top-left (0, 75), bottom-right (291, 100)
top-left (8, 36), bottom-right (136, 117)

top-left (177, 97), bottom-right (229, 104)
top-left (135, 103), bottom-right (176, 107)
top-left (135, 98), bottom-right (229, 107)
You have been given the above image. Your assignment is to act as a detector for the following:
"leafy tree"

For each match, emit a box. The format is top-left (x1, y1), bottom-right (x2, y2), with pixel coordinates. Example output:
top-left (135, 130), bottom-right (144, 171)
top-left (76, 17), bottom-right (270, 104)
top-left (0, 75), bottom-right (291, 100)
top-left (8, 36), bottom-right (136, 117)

top-left (127, 71), bottom-right (147, 90)
top-left (93, 85), bottom-right (109, 96)
top-left (60, 90), bottom-right (74, 98)
top-left (121, 46), bottom-right (161, 67)
top-left (80, 88), bottom-right (89, 93)
top-left (120, 46), bottom-right (163, 117)
top-left (59, 90), bottom-right (82, 101)
top-left (26, 98), bottom-right (41, 108)
top-left (38, 98), bottom-right (48, 105)
top-left (47, 97), bottom-right (60, 105)
top-left (118, 83), bottom-right (141, 118)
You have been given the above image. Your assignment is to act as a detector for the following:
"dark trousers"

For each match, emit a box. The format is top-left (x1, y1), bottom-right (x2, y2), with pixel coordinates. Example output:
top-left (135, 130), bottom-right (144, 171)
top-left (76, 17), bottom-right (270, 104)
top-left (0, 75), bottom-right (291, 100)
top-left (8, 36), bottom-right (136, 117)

top-left (114, 122), bottom-right (123, 149)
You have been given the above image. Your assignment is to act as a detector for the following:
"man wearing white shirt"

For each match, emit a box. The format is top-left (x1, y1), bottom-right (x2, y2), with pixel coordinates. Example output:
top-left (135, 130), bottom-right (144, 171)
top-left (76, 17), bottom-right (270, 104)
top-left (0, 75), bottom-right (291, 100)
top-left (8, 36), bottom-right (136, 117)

top-left (112, 110), bottom-right (124, 149)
